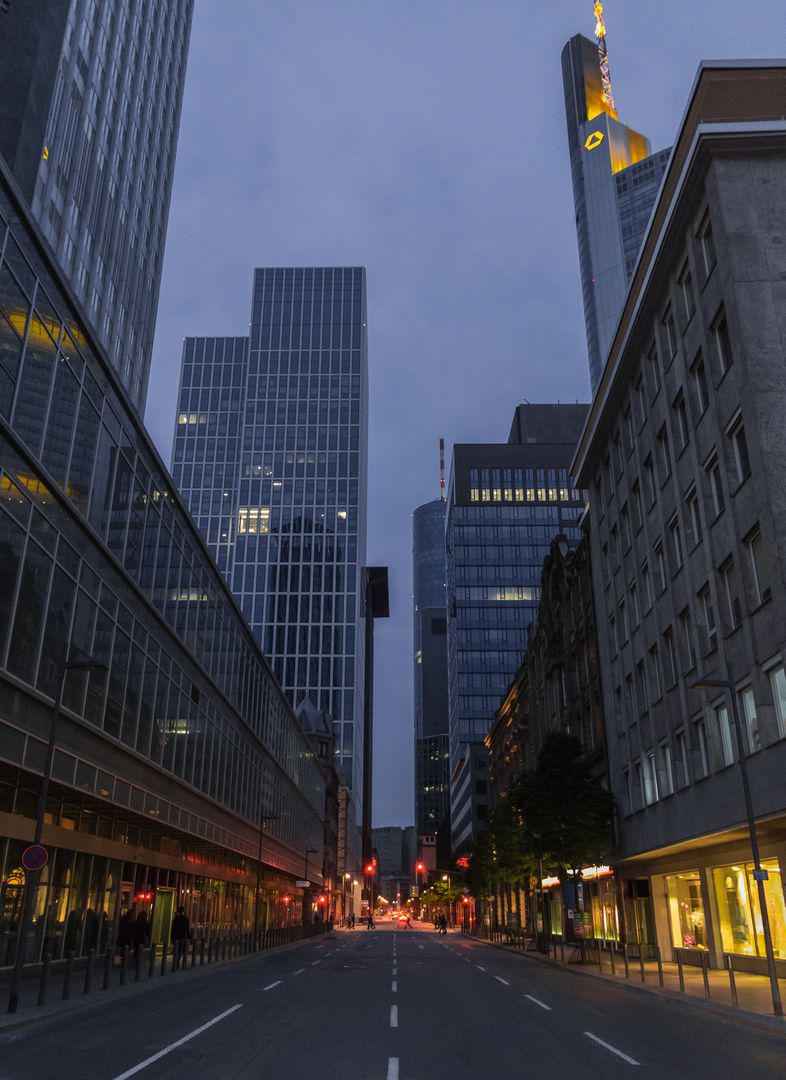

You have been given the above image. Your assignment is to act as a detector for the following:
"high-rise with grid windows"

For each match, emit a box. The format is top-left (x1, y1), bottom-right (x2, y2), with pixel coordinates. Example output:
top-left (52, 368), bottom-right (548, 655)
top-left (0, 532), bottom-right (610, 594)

top-left (171, 268), bottom-right (368, 865)
top-left (0, 0), bottom-right (193, 411)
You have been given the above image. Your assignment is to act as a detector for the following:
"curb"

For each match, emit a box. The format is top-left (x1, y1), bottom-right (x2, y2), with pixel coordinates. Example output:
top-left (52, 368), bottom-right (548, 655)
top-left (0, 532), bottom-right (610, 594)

top-left (0, 933), bottom-right (331, 1038)
top-left (464, 934), bottom-right (786, 1040)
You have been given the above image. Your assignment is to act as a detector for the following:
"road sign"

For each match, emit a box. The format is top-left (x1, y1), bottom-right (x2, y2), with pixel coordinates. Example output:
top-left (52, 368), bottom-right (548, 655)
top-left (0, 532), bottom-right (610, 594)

top-left (21, 844), bottom-right (48, 871)
top-left (752, 868), bottom-right (769, 882)
top-left (295, 879), bottom-right (310, 888)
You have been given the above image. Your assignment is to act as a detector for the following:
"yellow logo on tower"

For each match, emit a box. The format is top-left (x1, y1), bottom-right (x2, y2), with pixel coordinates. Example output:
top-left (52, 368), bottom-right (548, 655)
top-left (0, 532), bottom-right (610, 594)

top-left (585, 131), bottom-right (604, 151)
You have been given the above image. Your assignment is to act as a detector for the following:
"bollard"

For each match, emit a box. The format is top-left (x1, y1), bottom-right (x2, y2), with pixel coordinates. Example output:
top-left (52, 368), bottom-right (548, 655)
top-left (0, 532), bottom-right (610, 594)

top-left (191, 939), bottom-right (197, 969)
top-left (623, 944), bottom-right (630, 979)
top-left (701, 951), bottom-right (711, 999)
top-left (38, 952), bottom-right (52, 1007)
top-left (135, 947), bottom-right (143, 982)
top-left (84, 948), bottom-right (95, 994)
top-left (222, 935), bottom-right (227, 961)
top-left (656, 945), bottom-right (664, 987)
top-left (103, 946), bottom-right (113, 990)
top-left (677, 950), bottom-right (685, 992)
top-left (148, 943), bottom-right (157, 980)
top-left (639, 946), bottom-right (646, 983)
top-left (119, 945), bottom-right (129, 986)
top-left (200, 938), bottom-right (206, 966)
top-left (610, 943), bottom-right (616, 977)
top-left (559, 940), bottom-right (565, 964)
top-left (160, 942), bottom-right (168, 976)
top-left (726, 954), bottom-right (739, 1009)
top-left (62, 951), bottom-right (75, 1000)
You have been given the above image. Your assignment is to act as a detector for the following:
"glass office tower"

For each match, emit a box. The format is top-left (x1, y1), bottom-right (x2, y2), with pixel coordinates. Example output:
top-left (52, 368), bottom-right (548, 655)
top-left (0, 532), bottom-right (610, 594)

top-left (562, 33), bottom-right (669, 393)
top-left (412, 499), bottom-right (450, 839)
top-left (172, 268), bottom-right (369, 846)
top-left (446, 405), bottom-right (588, 853)
top-left (0, 0), bottom-right (193, 410)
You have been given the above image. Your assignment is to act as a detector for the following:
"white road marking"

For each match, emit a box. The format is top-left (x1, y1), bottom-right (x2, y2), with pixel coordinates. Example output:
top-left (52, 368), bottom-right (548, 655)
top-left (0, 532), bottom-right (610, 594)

top-left (293, 968), bottom-right (305, 975)
top-left (312, 960), bottom-right (321, 966)
top-left (525, 994), bottom-right (551, 1010)
top-left (387, 1058), bottom-right (399, 1080)
top-left (584, 1033), bottom-right (640, 1066)
top-left (495, 976), bottom-right (510, 986)
top-left (390, 1005), bottom-right (398, 1028)
top-left (476, 965), bottom-right (487, 972)
top-left (326, 952), bottom-right (333, 957)
top-left (392, 980), bottom-right (397, 992)
top-left (417, 944), bottom-right (424, 950)
top-left (463, 957), bottom-right (471, 963)
top-left (264, 981), bottom-right (282, 991)
top-left (111, 1005), bottom-right (243, 1080)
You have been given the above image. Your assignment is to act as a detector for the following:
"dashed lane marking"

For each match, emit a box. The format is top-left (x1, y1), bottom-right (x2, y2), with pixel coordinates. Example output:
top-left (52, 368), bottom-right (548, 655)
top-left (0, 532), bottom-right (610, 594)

top-left (525, 994), bottom-right (551, 1011)
top-left (111, 1004), bottom-right (243, 1080)
top-left (312, 960), bottom-right (321, 966)
top-left (392, 980), bottom-right (397, 992)
top-left (387, 1059), bottom-right (399, 1080)
top-left (495, 976), bottom-right (510, 986)
top-left (264, 981), bottom-right (282, 991)
top-left (476, 965), bottom-right (487, 972)
top-left (390, 1005), bottom-right (398, 1028)
top-left (584, 1033), bottom-right (640, 1066)
top-left (293, 968), bottom-right (305, 975)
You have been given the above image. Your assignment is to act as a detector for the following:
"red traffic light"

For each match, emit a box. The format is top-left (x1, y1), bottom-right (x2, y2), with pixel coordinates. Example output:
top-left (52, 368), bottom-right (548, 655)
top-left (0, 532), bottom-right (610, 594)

top-left (462, 896), bottom-right (470, 904)
top-left (318, 894), bottom-right (327, 905)
top-left (415, 862), bottom-right (425, 872)
top-left (365, 864), bottom-right (375, 875)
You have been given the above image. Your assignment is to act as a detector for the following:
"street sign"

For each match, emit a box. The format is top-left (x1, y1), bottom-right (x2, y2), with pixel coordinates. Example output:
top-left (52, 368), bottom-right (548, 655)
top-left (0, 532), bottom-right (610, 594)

top-left (295, 879), bottom-right (310, 888)
top-left (753, 868), bottom-right (769, 882)
top-left (21, 844), bottom-right (48, 871)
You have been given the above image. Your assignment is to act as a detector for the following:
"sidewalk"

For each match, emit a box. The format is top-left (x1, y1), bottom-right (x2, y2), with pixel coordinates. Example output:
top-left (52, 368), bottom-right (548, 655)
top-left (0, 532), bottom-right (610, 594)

top-left (464, 932), bottom-right (786, 1029)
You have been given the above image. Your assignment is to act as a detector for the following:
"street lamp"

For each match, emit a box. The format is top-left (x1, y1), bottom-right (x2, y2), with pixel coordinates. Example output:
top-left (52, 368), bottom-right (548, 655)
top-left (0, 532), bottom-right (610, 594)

top-left (689, 676), bottom-right (783, 1017)
top-left (8, 653), bottom-right (106, 1014)
top-left (253, 812), bottom-right (279, 948)
top-left (303, 847), bottom-right (317, 926)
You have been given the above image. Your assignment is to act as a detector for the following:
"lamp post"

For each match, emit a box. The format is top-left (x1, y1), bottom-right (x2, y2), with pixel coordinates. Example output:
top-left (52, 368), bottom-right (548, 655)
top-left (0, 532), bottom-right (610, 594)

top-left (441, 872), bottom-right (455, 928)
top-left (303, 847), bottom-right (317, 926)
top-left (689, 676), bottom-right (783, 1017)
top-left (343, 872), bottom-right (351, 924)
top-left (252, 813), bottom-right (279, 948)
top-left (7, 654), bottom-right (106, 1014)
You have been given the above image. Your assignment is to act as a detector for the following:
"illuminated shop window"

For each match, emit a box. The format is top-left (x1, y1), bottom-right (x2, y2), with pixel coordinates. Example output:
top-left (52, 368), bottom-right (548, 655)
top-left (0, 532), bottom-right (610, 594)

top-left (237, 507), bottom-right (270, 534)
top-left (712, 859), bottom-right (786, 958)
top-left (665, 870), bottom-right (707, 949)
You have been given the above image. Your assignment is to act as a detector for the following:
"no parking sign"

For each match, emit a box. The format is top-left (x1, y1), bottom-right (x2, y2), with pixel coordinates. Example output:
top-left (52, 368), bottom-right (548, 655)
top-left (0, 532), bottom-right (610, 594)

top-left (21, 844), bottom-right (48, 871)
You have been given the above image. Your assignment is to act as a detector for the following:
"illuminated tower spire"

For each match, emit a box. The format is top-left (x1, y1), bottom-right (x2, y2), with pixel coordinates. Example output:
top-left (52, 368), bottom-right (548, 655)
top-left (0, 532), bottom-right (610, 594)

top-left (593, 1), bottom-right (616, 112)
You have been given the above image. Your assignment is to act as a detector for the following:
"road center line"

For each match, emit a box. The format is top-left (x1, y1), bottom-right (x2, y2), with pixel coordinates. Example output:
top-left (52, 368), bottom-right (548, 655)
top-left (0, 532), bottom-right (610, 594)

top-left (495, 976), bottom-right (510, 986)
top-left (584, 1033), bottom-right (640, 1065)
top-left (390, 1004), bottom-right (398, 1028)
top-left (417, 944), bottom-right (424, 950)
top-left (392, 980), bottom-right (397, 992)
top-left (111, 1004), bottom-right (243, 1080)
top-left (312, 960), bottom-right (321, 965)
top-left (525, 994), bottom-right (551, 1010)
top-left (476, 965), bottom-right (487, 972)
top-left (263, 981), bottom-right (282, 991)
top-left (293, 968), bottom-right (305, 975)
top-left (387, 1058), bottom-right (399, 1080)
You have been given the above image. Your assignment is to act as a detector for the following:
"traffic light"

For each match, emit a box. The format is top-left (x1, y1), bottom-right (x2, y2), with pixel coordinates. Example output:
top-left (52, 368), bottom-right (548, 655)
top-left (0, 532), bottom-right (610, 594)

top-left (318, 894), bottom-right (327, 905)
top-left (415, 862), bottom-right (425, 873)
top-left (365, 863), bottom-right (375, 875)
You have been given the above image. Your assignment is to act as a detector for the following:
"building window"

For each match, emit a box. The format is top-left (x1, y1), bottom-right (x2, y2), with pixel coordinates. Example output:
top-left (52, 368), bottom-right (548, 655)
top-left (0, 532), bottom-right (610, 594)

top-left (705, 451), bottom-right (725, 518)
top-left (623, 407), bottom-right (634, 456)
top-left (691, 351), bottom-right (709, 415)
top-left (636, 661), bottom-right (648, 714)
top-left (769, 665), bottom-right (786, 739)
top-left (601, 542), bottom-right (611, 587)
top-left (660, 739), bottom-right (674, 796)
top-left (746, 527), bottom-right (771, 604)
top-left (675, 729), bottom-right (689, 787)
top-left (663, 627), bottom-right (678, 688)
top-left (712, 859), bottom-right (786, 960)
top-left (694, 716), bottom-right (709, 777)
top-left (711, 306), bottom-right (733, 375)
top-left (668, 514), bottom-right (684, 571)
top-left (620, 504), bottom-right (631, 550)
top-left (635, 376), bottom-right (646, 427)
top-left (631, 480), bottom-right (643, 531)
top-left (646, 339), bottom-right (662, 396)
top-left (654, 539), bottom-right (666, 594)
top-left (679, 606), bottom-right (696, 671)
top-left (630, 578), bottom-right (640, 627)
top-left (613, 432), bottom-right (624, 477)
top-left (648, 644), bottom-right (662, 702)
top-left (739, 686), bottom-right (761, 753)
top-left (656, 425), bottom-right (671, 484)
top-left (643, 455), bottom-right (656, 506)
top-left (610, 524), bottom-right (620, 569)
top-left (673, 391), bottom-right (690, 450)
top-left (726, 414), bottom-right (750, 486)
top-left (237, 507), bottom-right (270, 534)
top-left (720, 558), bottom-right (742, 631)
top-left (641, 560), bottom-right (652, 611)
top-left (685, 486), bottom-right (702, 547)
top-left (609, 611), bottom-right (617, 655)
top-left (714, 702), bottom-right (735, 767)
top-left (642, 751), bottom-right (658, 804)
top-left (618, 596), bottom-right (629, 640)
top-left (697, 210), bottom-right (717, 277)
top-left (698, 584), bottom-right (717, 653)
top-left (623, 766), bottom-right (633, 814)
top-left (661, 305), bottom-right (677, 363)
top-left (677, 261), bottom-right (695, 325)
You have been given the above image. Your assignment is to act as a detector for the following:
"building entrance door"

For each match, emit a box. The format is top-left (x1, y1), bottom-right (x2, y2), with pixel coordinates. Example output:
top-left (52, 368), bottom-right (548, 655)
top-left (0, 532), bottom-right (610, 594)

top-left (151, 888), bottom-right (175, 945)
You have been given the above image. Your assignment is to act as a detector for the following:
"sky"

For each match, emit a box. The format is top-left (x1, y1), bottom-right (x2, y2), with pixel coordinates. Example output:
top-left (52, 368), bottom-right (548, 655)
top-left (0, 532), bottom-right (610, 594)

top-left (146, 0), bottom-right (785, 827)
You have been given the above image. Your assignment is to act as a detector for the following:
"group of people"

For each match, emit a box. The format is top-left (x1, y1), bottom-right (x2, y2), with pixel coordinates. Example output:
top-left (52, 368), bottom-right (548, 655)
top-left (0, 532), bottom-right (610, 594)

top-left (115, 905), bottom-right (192, 966)
top-left (434, 914), bottom-right (449, 934)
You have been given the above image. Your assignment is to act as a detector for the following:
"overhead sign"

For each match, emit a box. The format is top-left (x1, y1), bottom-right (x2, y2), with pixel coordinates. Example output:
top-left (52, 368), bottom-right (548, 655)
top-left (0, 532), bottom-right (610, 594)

top-left (295, 879), bottom-right (310, 889)
top-left (585, 131), bottom-right (604, 151)
top-left (21, 844), bottom-right (48, 871)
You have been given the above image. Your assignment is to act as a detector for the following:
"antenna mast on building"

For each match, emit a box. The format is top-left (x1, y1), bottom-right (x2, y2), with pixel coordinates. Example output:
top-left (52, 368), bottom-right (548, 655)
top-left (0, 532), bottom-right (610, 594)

top-left (439, 438), bottom-right (446, 501)
top-left (593, 1), bottom-right (616, 112)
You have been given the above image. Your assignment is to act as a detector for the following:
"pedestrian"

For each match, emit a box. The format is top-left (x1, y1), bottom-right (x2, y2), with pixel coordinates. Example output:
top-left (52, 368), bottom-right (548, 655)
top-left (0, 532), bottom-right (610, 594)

top-left (367, 913), bottom-right (375, 930)
top-left (133, 910), bottom-right (150, 959)
top-left (170, 905), bottom-right (191, 969)
top-left (117, 908), bottom-right (134, 954)
top-left (404, 915), bottom-right (411, 929)
top-left (351, 914), bottom-right (355, 929)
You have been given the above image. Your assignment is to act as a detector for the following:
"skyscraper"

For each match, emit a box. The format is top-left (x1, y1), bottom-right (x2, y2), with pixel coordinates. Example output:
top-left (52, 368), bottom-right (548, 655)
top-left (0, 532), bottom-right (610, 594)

top-left (171, 267), bottom-right (369, 868)
top-left (446, 404), bottom-right (588, 853)
top-left (562, 31), bottom-right (670, 393)
top-left (412, 499), bottom-right (450, 840)
top-left (0, 0), bottom-right (193, 410)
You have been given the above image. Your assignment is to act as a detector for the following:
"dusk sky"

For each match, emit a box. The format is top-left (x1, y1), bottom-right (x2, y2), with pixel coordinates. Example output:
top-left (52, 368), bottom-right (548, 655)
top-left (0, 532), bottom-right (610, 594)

top-left (146, 0), bottom-right (783, 826)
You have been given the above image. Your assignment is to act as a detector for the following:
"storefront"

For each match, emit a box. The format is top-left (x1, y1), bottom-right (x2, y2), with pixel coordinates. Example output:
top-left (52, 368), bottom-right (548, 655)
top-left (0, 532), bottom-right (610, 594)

top-left (541, 866), bottom-right (621, 944)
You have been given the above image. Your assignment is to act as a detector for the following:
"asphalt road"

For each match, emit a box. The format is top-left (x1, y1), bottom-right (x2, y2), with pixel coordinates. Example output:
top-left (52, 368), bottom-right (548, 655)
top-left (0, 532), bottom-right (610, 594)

top-left (2, 923), bottom-right (785, 1079)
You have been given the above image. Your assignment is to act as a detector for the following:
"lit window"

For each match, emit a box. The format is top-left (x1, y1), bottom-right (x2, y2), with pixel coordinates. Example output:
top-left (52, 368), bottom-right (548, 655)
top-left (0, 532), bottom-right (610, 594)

top-left (237, 507), bottom-right (270, 534)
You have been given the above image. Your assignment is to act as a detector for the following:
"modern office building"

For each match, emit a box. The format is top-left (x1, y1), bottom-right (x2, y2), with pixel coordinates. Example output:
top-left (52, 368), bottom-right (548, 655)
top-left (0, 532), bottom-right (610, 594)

top-left (0, 0), bottom-right (193, 410)
top-left (573, 61), bottom-right (786, 975)
top-left (446, 404), bottom-right (588, 853)
top-left (0, 159), bottom-right (326, 967)
top-left (413, 499), bottom-right (450, 840)
top-left (562, 31), bottom-right (670, 393)
top-left (171, 267), bottom-right (369, 874)
top-left (372, 825), bottom-right (415, 903)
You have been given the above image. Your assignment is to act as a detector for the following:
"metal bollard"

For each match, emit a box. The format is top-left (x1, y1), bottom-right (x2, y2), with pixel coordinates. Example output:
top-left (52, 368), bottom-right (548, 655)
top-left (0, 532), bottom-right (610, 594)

top-left (38, 952), bottom-right (52, 1006)
top-left (623, 944), bottom-right (630, 979)
top-left (63, 951), bottom-right (75, 1000)
top-left (135, 947), bottom-right (143, 982)
top-left (148, 943), bottom-right (157, 980)
top-left (160, 942), bottom-right (168, 976)
top-left (84, 948), bottom-right (95, 994)
top-left (656, 945), bottom-right (664, 987)
top-left (639, 947), bottom-right (646, 983)
top-left (726, 954), bottom-right (739, 1008)
top-left (200, 938), bottom-right (206, 966)
top-left (119, 945), bottom-right (129, 986)
top-left (610, 943), bottom-right (616, 976)
top-left (222, 935), bottom-right (227, 961)
top-left (701, 951), bottom-right (711, 999)
top-left (191, 939), bottom-right (197, 968)
top-left (559, 940), bottom-right (565, 964)
top-left (677, 950), bottom-right (685, 992)
top-left (103, 946), bottom-right (113, 990)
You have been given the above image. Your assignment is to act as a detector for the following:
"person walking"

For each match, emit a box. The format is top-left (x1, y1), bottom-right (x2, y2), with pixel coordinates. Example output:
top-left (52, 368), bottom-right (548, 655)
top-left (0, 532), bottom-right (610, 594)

top-left (170, 906), bottom-right (191, 969)
top-left (133, 910), bottom-right (150, 960)
top-left (117, 908), bottom-right (135, 954)
top-left (367, 913), bottom-right (375, 930)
